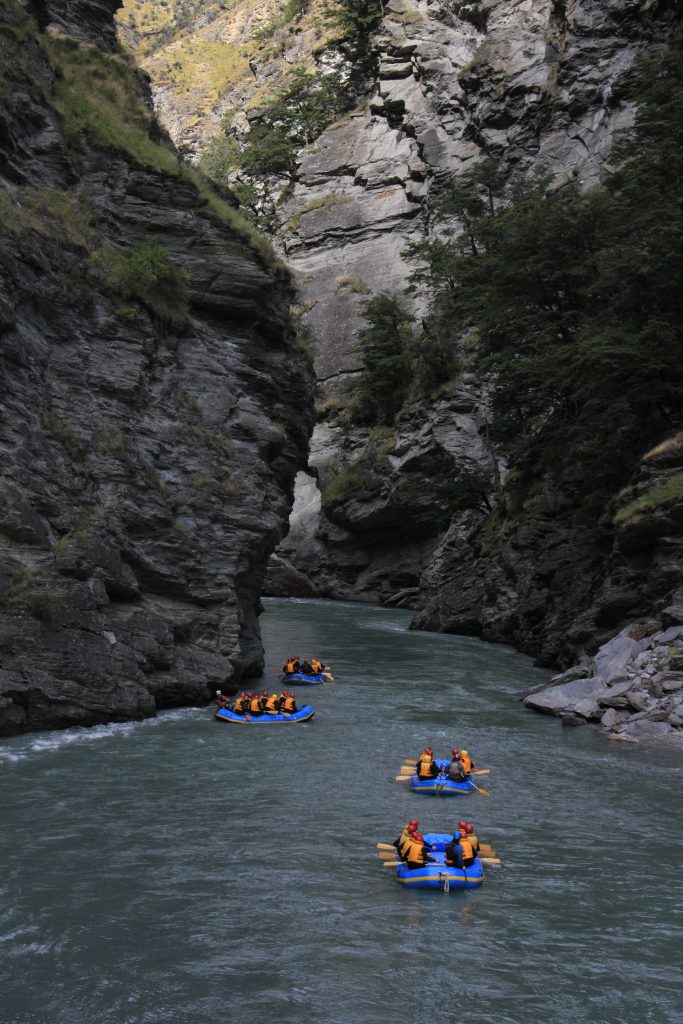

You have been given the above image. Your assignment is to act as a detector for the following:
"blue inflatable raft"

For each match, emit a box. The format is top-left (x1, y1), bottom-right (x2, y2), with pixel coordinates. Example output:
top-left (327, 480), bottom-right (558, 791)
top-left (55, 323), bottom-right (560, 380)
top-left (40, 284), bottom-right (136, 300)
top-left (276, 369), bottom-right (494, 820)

top-left (280, 672), bottom-right (330, 686)
top-left (408, 759), bottom-right (475, 796)
top-left (392, 833), bottom-right (484, 891)
top-left (214, 706), bottom-right (315, 725)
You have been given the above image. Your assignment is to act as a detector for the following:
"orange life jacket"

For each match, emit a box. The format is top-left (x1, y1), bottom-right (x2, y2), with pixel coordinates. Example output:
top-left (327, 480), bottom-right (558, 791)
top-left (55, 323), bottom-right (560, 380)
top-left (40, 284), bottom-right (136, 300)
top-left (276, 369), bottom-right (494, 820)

top-left (283, 696), bottom-right (296, 712)
top-left (459, 753), bottom-right (473, 773)
top-left (284, 660), bottom-right (296, 674)
top-left (249, 696), bottom-right (261, 713)
top-left (404, 838), bottom-right (426, 865)
top-left (417, 753), bottom-right (433, 779)
top-left (265, 694), bottom-right (280, 712)
top-left (234, 696), bottom-right (246, 713)
top-left (311, 659), bottom-right (322, 673)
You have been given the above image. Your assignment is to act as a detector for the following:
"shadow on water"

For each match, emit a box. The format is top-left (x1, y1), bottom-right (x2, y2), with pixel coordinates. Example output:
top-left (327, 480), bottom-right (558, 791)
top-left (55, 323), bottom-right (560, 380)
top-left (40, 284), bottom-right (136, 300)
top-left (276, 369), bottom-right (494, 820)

top-left (0, 598), bottom-right (682, 1024)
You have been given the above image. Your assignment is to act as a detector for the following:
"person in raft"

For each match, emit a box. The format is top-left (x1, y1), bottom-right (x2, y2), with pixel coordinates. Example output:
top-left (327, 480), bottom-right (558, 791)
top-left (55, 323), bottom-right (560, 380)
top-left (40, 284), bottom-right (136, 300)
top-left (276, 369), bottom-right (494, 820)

top-left (394, 819), bottom-right (418, 854)
top-left (461, 821), bottom-right (480, 858)
top-left (458, 749), bottom-right (475, 776)
top-left (311, 657), bottom-right (325, 674)
top-left (445, 823), bottom-right (478, 868)
top-left (282, 657), bottom-right (299, 674)
top-left (263, 691), bottom-right (282, 715)
top-left (215, 690), bottom-right (230, 710)
top-left (403, 823), bottom-right (437, 870)
top-left (282, 691), bottom-right (298, 713)
top-left (233, 692), bottom-right (249, 714)
top-left (248, 692), bottom-right (263, 716)
top-left (445, 748), bottom-right (468, 782)
top-left (416, 747), bottom-right (440, 779)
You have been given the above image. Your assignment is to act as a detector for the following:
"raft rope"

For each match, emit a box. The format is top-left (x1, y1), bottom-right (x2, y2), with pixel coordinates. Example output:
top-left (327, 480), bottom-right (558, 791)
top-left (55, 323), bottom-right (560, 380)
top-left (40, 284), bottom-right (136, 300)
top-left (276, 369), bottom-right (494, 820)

top-left (439, 872), bottom-right (449, 893)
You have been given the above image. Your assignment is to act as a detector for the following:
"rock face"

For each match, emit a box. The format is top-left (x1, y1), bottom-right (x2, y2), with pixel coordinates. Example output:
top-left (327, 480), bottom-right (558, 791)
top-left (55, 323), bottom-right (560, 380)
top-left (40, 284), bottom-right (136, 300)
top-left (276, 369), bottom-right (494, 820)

top-left (0, 0), bottom-right (313, 736)
top-left (524, 620), bottom-right (683, 743)
top-left (265, 0), bottom-right (681, 661)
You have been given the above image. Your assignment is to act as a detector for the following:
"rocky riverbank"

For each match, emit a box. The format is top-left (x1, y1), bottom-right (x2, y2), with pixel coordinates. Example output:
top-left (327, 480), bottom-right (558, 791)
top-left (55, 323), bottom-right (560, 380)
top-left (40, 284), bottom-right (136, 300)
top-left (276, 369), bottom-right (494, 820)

top-left (524, 606), bottom-right (683, 743)
top-left (0, 0), bottom-right (313, 736)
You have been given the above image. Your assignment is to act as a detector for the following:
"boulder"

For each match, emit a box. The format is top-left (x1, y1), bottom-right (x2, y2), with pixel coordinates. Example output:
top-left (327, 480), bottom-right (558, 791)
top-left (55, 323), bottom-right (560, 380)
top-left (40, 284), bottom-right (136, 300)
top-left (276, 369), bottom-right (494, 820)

top-left (524, 676), bottom-right (605, 719)
top-left (661, 605), bottom-right (683, 628)
top-left (598, 678), bottom-right (635, 707)
top-left (626, 690), bottom-right (649, 712)
top-left (592, 634), bottom-right (641, 685)
top-left (600, 707), bottom-right (630, 729)
top-left (618, 719), bottom-right (675, 740)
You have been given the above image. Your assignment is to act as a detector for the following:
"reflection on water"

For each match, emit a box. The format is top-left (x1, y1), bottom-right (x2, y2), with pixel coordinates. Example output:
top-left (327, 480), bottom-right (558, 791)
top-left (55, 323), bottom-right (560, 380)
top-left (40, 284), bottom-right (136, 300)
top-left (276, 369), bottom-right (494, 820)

top-left (1, 598), bottom-right (682, 1024)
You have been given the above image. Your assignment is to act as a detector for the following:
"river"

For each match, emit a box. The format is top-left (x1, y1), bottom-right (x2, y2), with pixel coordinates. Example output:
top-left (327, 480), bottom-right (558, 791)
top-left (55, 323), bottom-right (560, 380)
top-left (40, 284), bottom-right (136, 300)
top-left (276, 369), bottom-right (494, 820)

top-left (1, 598), bottom-right (682, 1024)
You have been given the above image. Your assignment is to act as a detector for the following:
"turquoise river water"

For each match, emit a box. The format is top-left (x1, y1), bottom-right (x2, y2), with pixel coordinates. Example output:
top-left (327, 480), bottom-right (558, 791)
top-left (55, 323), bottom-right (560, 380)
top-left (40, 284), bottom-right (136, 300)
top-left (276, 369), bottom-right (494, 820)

top-left (1, 598), bottom-right (682, 1024)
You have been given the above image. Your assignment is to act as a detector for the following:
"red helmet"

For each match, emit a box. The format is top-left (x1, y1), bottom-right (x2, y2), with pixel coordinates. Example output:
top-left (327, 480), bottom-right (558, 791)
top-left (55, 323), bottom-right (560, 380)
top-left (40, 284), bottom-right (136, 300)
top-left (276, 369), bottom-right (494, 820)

top-left (452, 748), bottom-right (459, 756)
top-left (289, 692), bottom-right (295, 697)
top-left (408, 819), bottom-right (418, 828)
top-left (466, 824), bottom-right (474, 834)
top-left (426, 747), bottom-right (433, 755)
top-left (458, 820), bottom-right (467, 830)
top-left (263, 691), bottom-right (269, 696)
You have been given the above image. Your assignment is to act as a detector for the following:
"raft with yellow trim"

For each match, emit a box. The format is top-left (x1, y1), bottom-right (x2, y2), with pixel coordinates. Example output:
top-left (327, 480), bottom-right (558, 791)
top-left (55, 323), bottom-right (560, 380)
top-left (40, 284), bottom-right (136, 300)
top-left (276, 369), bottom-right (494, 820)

top-left (280, 672), bottom-right (331, 686)
top-left (408, 759), bottom-right (475, 796)
top-left (393, 833), bottom-right (484, 891)
top-left (214, 706), bottom-right (315, 725)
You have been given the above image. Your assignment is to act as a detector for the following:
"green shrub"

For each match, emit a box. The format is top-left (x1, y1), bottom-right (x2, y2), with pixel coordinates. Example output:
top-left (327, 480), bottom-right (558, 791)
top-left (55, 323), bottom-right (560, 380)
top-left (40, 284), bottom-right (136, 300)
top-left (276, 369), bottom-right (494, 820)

top-left (253, 0), bottom-right (310, 40)
top-left (92, 242), bottom-right (191, 330)
top-left (321, 461), bottom-right (364, 508)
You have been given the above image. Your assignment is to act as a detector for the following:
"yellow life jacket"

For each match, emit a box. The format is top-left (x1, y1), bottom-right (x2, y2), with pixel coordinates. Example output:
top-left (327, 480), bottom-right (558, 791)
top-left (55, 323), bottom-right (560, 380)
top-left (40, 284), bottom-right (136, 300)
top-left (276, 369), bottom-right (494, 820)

top-left (285, 660), bottom-right (295, 674)
top-left (417, 754), bottom-right (433, 779)
top-left (234, 696), bottom-right (246, 713)
top-left (283, 696), bottom-right (296, 712)
top-left (459, 753), bottom-right (473, 773)
top-left (311, 659), bottom-right (322, 673)
top-left (265, 694), bottom-right (279, 712)
top-left (460, 837), bottom-right (474, 860)
top-left (249, 696), bottom-right (261, 713)
top-left (397, 828), bottom-right (412, 854)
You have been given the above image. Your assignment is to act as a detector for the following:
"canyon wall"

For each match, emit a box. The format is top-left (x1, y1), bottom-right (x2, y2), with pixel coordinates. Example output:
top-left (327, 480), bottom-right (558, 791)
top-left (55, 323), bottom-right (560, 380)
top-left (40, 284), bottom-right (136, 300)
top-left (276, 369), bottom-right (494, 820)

top-left (0, 0), bottom-right (313, 735)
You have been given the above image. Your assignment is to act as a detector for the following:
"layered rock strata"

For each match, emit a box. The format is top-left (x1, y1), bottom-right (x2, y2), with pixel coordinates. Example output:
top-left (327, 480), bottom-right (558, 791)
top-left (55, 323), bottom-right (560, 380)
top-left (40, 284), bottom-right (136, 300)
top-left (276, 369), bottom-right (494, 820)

top-left (267, 0), bottom-right (681, 653)
top-left (0, 0), bottom-right (313, 736)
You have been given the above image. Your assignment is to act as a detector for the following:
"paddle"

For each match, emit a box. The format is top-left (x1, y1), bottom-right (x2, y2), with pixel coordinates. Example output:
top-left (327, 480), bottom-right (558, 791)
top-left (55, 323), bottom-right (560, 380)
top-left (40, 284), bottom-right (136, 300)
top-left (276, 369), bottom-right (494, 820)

top-left (395, 775), bottom-right (412, 782)
top-left (469, 781), bottom-right (489, 796)
top-left (376, 842), bottom-right (398, 851)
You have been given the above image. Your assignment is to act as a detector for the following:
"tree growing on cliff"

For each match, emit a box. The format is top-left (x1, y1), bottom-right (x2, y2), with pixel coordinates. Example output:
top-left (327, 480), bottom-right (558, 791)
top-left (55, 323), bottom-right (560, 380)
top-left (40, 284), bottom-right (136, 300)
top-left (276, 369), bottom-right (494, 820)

top-left (405, 31), bottom-right (683, 497)
top-left (347, 293), bottom-right (414, 425)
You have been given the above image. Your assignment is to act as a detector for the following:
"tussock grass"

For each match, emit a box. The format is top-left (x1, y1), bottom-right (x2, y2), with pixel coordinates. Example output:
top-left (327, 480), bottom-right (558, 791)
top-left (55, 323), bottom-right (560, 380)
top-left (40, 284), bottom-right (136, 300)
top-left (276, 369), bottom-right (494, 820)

top-left (47, 35), bottom-right (281, 269)
top-left (614, 472), bottom-right (683, 527)
top-left (642, 433), bottom-right (683, 462)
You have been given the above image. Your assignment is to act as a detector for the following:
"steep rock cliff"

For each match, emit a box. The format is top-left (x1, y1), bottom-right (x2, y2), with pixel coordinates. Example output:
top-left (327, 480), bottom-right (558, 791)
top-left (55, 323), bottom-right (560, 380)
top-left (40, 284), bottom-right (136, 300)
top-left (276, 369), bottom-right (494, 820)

top-left (0, 0), bottom-right (313, 736)
top-left (266, 0), bottom-right (681, 655)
